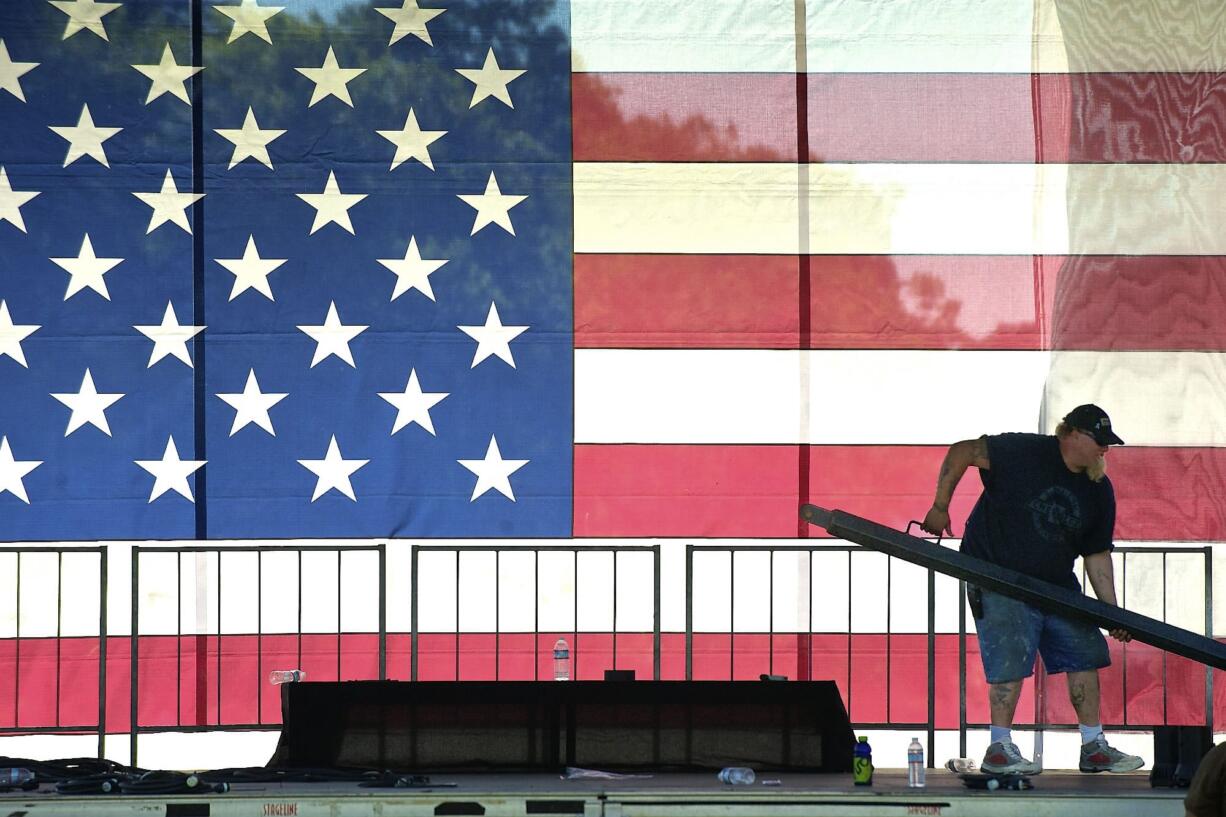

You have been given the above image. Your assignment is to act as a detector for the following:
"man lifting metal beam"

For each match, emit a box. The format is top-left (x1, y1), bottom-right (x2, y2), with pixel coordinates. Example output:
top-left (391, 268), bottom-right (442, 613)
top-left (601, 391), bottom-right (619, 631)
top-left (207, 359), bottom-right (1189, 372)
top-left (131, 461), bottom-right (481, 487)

top-left (806, 405), bottom-right (1173, 777)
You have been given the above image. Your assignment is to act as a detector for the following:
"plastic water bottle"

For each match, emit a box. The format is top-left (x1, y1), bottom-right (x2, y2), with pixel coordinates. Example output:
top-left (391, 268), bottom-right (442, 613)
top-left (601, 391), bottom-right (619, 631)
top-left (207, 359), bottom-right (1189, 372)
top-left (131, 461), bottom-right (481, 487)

top-left (717, 767), bottom-right (755, 785)
top-left (907, 736), bottom-right (926, 788)
top-left (553, 638), bottom-right (570, 681)
top-left (269, 669), bottom-right (306, 685)
top-left (853, 736), bottom-right (873, 786)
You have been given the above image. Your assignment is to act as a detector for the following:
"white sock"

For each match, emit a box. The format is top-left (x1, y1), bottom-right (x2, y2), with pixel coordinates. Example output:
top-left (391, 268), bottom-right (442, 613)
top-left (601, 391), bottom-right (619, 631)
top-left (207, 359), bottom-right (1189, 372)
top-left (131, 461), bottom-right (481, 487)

top-left (1080, 723), bottom-right (1103, 744)
top-left (990, 726), bottom-right (1012, 745)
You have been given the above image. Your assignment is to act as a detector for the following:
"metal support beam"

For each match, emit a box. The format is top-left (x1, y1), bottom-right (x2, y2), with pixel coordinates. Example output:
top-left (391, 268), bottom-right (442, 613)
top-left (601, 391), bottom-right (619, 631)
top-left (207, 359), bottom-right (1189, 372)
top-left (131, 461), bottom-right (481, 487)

top-left (801, 504), bottom-right (1226, 670)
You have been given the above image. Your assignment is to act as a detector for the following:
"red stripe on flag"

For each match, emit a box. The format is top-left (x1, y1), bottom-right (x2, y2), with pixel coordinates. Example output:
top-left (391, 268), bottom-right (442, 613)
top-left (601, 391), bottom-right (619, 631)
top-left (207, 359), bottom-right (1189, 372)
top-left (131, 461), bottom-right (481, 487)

top-left (577, 255), bottom-right (1226, 351)
top-left (574, 73), bottom-right (1226, 163)
top-left (572, 73), bottom-right (798, 162)
top-left (576, 254), bottom-right (1045, 350)
top-left (575, 444), bottom-right (1226, 541)
top-left (1045, 255), bottom-right (1226, 351)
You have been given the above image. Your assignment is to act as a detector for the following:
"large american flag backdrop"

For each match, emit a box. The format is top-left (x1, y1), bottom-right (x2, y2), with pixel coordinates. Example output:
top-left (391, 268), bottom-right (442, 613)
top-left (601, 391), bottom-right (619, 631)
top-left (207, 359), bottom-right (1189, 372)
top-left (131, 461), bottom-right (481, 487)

top-left (1, 0), bottom-right (1225, 766)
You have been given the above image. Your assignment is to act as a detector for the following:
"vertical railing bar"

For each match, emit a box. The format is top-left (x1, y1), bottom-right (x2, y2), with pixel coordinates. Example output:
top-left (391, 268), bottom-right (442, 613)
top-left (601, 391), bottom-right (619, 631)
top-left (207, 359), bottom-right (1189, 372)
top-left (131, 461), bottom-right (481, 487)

top-left (1205, 546), bottom-right (1214, 735)
top-left (55, 551), bottom-right (62, 728)
top-left (533, 549), bottom-right (539, 682)
top-left (768, 549), bottom-right (775, 677)
top-left (336, 549), bottom-right (342, 682)
top-left (1162, 552), bottom-right (1168, 726)
top-left (455, 551), bottom-right (461, 681)
top-left (495, 550), bottom-right (501, 681)
top-left (176, 553), bottom-right (183, 728)
top-left (927, 566), bottom-right (936, 767)
top-left (653, 545), bottom-right (661, 681)
top-left (216, 551), bottom-right (222, 726)
top-left (685, 545), bottom-right (693, 681)
top-left (572, 548), bottom-right (578, 680)
top-left (807, 550), bottom-right (814, 685)
top-left (410, 546), bottom-right (419, 682)
top-left (130, 547), bottom-right (140, 767)
top-left (98, 547), bottom-right (108, 759)
top-left (1121, 554), bottom-right (1129, 727)
top-left (846, 551), bottom-right (853, 721)
top-left (378, 543), bottom-right (387, 682)
top-left (296, 550), bottom-right (303, 680)
top-left (612, 551), bottom-right (618, 672)
top-left (257, 552), bottom-right (263, 725)
top-left (14, 552), bottom-right (20, 730)
top-left (959, 579), bottom-right (967, 758)
top-left (886, 556), bottom-right (892, 725)
top-left (729, 550), bottom-right (735, 681)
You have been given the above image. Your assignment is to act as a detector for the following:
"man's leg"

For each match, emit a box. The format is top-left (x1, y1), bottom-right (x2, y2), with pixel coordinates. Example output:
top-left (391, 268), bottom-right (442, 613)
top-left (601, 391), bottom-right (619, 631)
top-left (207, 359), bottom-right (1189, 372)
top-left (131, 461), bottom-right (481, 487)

top-left (975, 589), bottom-right (1042, 774)
top-left (1066, 669), bottom-right (1100, 726)
top-left (990, 679), bottom-right (1024, 727)
top-left (1041, 618), bottom-right (1142, 773)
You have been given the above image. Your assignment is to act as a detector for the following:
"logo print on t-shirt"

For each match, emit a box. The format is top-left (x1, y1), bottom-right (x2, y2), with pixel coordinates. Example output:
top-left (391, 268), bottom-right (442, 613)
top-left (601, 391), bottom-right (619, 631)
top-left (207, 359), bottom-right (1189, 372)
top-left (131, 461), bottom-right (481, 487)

top-left (1027, 486), bottom-right (1082, 543)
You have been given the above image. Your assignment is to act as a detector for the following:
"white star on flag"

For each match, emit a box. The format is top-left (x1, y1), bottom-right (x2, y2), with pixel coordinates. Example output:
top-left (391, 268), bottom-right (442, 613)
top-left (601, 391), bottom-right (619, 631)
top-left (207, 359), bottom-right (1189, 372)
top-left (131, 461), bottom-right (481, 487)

top-left (0, 40), bottom-right (38, 102)
top-left (375, 0), bottom-right (445, 46)
top-left (0, 437), bottom-right (42, 505)
top-left (133, 169), bottom-right (204, 234)
top-left (458, 301), bottom-right (527, 368)
top-left (296, 171), bottom-right (367, 235)
top-left (297, 301), bottom-right (368, 368)
top-left (214, 235), bottom-right (287, 301)
top-left (298, 435), bottom-right (369, 501)
top-left (51, 369), bottom-right (124, 437)
top-left (133, 302), bottom-right (205, 368)
top-left (48, 104), bottom-right (122, 168)
top-left (458, 435), bottom-right (528, 501)
top-left (377, 108), bottom-right (445, 171)
top-left (455, 47), bottom-right (525, 109)
top-left (216, 369), bottom-right (287, 436)
top-left (132, 42), bottom-right (201, 105)
top-left (295, 46), bottom-right (366, 107)
top-left (214, 106), bottom-right (285, 169)
top-left (214, 0), bottom-right (283, 44)
top-left (135, 437), bottom-right (206, 503)
top-left (49, 0), bottom-right (122, 41)
top-left (0, 167), bottom-right (40, 233)
top-left (377, 235), bottom-right (448, 301)
top-left (457, 171), bottom-right (526, 236)
top-left (379, 369), bottom-right (448, 435)
top-left (50, 234), bottom-right (123, 301)
top-left (0, 301), bottom-right (40, 368)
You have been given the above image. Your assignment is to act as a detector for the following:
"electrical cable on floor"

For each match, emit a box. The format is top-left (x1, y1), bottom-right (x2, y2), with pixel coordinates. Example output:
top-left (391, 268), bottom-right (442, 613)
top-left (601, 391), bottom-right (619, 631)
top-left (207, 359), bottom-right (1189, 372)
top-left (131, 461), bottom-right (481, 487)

top-left (1, 757), bottom-right (453, 795)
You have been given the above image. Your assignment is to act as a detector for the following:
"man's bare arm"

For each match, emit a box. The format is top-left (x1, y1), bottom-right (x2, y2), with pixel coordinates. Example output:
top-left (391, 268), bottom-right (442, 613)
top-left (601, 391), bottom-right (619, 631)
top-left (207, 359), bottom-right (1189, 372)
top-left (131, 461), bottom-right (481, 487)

top-left (1084, 551), bottom-right (1132, 642)
top-left (920, 437), bottom-right (989, 535)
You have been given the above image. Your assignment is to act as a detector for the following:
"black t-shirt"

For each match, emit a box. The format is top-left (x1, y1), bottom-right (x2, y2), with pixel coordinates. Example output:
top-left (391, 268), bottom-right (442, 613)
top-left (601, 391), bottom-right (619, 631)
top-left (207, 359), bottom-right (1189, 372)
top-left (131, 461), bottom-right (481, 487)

top-left (961, 433), bottom-right (1115, 590)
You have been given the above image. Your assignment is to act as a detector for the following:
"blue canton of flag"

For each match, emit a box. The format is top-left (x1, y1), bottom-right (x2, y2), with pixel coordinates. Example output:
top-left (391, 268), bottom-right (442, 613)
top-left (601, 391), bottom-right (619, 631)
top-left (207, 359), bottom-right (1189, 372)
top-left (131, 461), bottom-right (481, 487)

top-left (0, 0), bottom-right (574, 540)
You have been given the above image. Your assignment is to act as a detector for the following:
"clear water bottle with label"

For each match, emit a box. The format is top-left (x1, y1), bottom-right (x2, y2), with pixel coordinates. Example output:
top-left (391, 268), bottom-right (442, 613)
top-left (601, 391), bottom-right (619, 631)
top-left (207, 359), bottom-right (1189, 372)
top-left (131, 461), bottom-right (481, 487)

top-left (907, 736), bottom-right (926, 787)
top-left (269, 669), bottom-right (306, 685)
top-left (553, 638), bottom-right (570, 681)
top-left (717, 767), bottom-right (755, 785)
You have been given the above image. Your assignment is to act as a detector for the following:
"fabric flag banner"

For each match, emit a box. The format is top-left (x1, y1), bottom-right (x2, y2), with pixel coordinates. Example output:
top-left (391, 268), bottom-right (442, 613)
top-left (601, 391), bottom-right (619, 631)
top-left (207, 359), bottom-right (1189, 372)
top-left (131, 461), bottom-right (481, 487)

top-left (0, 0), bottom-right (573, 540)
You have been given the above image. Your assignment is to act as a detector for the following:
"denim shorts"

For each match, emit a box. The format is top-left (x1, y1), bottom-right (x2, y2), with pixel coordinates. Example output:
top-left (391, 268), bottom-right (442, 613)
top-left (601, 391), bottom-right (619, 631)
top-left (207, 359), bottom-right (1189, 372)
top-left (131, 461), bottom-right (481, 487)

top-left (973, 587), bottom-right (1110, 683)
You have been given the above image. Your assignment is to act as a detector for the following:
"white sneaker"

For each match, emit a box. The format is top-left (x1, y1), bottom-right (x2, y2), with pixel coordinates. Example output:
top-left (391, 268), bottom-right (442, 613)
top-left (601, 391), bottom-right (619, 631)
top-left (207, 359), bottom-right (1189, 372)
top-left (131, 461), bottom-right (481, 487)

top-left (981, 741), bottom-right (1042, 775)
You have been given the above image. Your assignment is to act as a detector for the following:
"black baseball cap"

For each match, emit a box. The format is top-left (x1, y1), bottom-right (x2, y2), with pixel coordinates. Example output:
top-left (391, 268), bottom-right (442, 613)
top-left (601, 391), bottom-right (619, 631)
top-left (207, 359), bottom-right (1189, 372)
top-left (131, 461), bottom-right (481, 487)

top-left (1064, 404), bottom-right (1125, 446)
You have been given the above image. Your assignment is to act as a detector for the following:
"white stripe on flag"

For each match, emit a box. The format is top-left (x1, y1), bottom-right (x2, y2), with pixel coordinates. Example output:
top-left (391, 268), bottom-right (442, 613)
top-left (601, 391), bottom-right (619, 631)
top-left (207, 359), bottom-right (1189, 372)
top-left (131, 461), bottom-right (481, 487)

top-left (571, 0), bottom-right (798, 72)
top-left (575, 163), bottom-right (1226, 255)
top-left (574, 349), bottom-right (1052, 444)
top-left (1044, 351), bottom-right (1226, 447)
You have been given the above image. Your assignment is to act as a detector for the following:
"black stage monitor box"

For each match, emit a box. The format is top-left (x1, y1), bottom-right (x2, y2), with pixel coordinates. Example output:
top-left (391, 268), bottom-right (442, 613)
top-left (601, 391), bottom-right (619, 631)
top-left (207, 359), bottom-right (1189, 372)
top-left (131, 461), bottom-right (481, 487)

top-left (268, 681), bottom-right (853, 773)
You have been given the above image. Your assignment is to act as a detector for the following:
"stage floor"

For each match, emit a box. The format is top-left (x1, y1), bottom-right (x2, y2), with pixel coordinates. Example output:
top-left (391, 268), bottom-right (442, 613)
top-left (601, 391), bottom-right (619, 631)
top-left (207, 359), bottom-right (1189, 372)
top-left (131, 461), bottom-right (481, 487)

top-left (0, 770), bottom-right (1187, 817)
